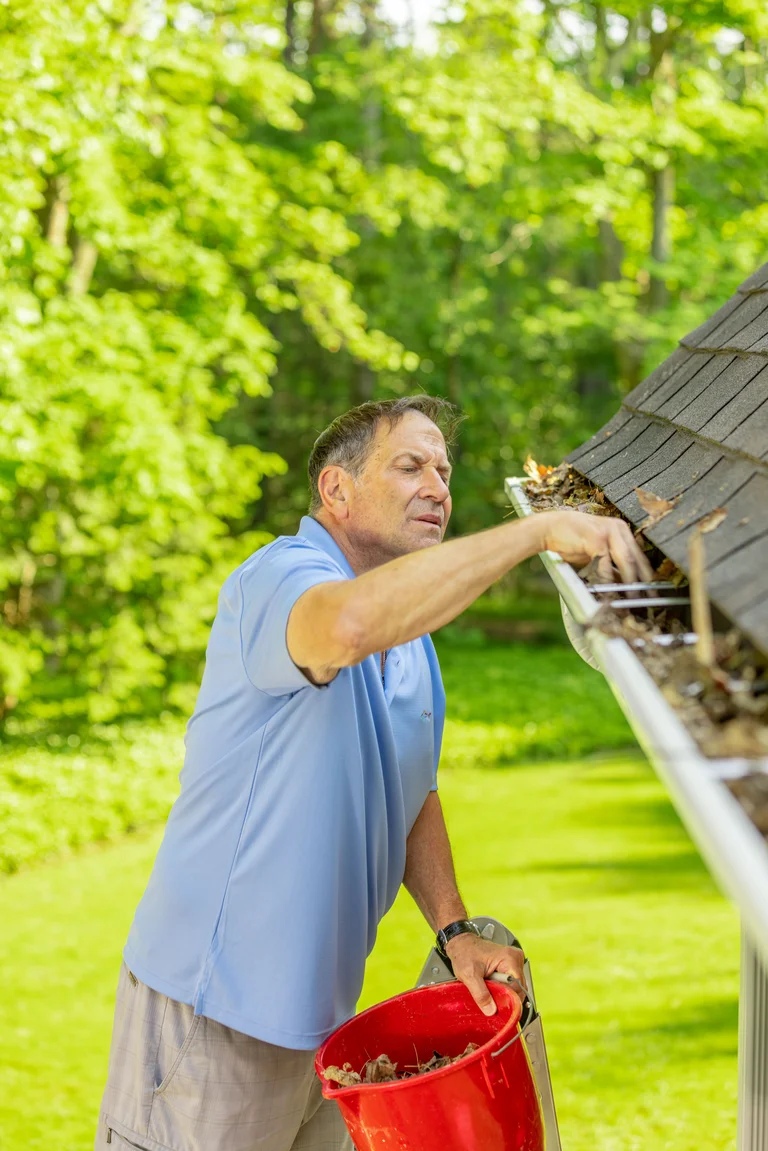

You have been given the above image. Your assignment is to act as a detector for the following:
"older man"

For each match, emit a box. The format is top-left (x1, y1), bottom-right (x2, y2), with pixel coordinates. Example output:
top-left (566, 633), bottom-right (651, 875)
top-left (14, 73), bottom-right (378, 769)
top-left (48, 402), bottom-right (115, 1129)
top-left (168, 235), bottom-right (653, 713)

top-left (96, 395), bottom-right (652, 1151)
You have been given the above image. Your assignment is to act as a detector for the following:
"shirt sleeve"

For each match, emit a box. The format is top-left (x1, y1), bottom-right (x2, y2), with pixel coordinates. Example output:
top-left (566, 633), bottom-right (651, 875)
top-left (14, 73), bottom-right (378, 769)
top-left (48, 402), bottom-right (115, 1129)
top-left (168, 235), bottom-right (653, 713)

top-left (239, 542), bottom-right (347, 697)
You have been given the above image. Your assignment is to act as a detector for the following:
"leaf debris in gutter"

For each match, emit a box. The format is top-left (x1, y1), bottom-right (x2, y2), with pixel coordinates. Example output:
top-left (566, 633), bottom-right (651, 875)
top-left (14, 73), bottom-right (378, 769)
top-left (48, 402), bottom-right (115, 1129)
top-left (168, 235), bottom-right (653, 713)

top-left (518, 461), bottom-right (768, 789)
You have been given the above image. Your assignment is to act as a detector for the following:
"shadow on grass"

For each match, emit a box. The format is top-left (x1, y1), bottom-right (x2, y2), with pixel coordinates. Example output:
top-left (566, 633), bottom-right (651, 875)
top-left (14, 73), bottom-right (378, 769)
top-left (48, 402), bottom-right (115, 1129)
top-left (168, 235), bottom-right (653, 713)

top-left (633, 997), bottom-right (738, 1047)
top-left (527, 848), bottom-right (713, 896)
top-left (582, 795), bottom-right (688, 831)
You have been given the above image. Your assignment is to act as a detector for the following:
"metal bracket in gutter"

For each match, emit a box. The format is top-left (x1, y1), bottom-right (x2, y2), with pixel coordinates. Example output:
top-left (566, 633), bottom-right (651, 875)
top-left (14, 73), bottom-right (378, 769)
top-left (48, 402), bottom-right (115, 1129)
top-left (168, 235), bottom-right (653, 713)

top-left (505, 476), bottom-right (768, 975)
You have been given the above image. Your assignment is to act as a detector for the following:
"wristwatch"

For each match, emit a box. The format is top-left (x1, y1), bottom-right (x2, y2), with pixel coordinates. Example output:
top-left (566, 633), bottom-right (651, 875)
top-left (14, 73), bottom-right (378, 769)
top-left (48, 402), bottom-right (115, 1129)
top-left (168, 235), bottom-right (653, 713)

top-left (436, 918), bottom-right (481, 960)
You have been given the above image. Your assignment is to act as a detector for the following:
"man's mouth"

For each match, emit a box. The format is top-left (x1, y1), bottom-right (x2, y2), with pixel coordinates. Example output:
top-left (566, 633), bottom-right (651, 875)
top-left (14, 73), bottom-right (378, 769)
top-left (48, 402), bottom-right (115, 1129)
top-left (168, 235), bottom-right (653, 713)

top-left (414, 514), bottom-right (442, 526)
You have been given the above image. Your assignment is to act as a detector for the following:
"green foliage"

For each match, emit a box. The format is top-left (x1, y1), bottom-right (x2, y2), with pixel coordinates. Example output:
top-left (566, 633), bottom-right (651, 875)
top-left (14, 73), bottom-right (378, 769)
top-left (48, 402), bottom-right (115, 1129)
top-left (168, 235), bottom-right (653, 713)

top-left (2, 0), bottom-right (767, 724)
top-left (0, 720), bottom-right (182, 873)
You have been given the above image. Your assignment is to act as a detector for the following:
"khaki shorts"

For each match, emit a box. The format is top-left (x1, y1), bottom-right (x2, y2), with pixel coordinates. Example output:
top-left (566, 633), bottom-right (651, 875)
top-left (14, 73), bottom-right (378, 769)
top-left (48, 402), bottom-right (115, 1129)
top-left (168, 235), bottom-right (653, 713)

top-left (95, 963), bottom-right (353, 1151)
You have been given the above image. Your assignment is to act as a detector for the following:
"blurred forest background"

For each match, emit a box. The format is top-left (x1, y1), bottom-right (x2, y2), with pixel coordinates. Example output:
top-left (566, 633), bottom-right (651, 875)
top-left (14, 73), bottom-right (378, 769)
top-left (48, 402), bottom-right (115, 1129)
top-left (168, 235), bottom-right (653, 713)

top-left (2, 0), bottom-right (768, 733)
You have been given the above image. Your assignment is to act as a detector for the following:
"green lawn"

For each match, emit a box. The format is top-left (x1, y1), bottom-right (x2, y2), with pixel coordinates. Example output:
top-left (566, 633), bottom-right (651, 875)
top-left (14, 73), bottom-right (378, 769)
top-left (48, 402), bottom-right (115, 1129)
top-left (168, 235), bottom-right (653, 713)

top-left (0, 756), bottom-right (738, 1151)
top-left (0, 634), bottom-right (740, 1149)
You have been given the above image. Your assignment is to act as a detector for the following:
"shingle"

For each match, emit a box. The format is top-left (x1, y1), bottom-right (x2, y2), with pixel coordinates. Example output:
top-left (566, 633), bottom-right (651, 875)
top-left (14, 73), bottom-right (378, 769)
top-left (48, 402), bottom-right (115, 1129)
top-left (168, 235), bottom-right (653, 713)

top-left (684, 292), bottom-right (768, 353)
top-left (708, 531), bottom-right (768, 613)
top-left (653, 354), bottom-right (735, 422)
top-left (586, 422), bottom-right (675, 486)
top-left (738, 263), bottom-right (768, 294)
top-left (623, 346), bottom-right (691, 410)
top-left (567, 409), bottom-right (636, 466)
top-left (723, 396), bottom-right (768, 460)
top-left (680, 294), bottom-right (743, 349)
top-left (680, 474), bottom-right (768, 567)
top-left (603, 430), bottom-right (696, 502)
top-left (612, 440), bottom-right (721, 528)
top-left (567, 412), bottom-right (650, 472)
top-left (747, 330), bottom-right (768, 354)
top-left (663, 355), bottom-right (765, 430)
top-left (638, 352), bottom-right (727, 418)
top-left (699, 362), bottom-right (768, 442)
top-left (648, 456), bottom-right (754, 547)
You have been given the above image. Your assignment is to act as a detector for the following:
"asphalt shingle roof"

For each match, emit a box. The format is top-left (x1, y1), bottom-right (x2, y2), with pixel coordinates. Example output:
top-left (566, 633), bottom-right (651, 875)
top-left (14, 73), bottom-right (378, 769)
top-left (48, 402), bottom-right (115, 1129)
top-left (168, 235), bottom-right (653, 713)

top-left (566, 263), bottom-right (768, 655)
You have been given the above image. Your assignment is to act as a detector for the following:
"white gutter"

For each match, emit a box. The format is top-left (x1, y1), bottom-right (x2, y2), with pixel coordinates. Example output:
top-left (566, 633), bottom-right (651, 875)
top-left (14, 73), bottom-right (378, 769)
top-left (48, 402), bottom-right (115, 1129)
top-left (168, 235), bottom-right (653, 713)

top-left (506, 476), bottom-right (768, 970)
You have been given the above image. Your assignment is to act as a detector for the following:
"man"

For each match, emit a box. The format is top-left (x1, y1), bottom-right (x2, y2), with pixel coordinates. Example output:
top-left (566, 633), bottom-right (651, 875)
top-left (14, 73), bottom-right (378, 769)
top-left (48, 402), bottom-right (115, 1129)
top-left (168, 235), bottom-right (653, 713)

top-left (96, 395), bottom-right (652, 1151)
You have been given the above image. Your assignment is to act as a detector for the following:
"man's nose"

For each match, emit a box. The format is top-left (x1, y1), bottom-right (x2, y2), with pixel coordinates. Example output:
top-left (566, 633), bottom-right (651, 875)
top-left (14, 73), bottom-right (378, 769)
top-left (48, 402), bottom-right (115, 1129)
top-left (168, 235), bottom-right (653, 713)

top-left (420, 468), bottom-right (450, 502)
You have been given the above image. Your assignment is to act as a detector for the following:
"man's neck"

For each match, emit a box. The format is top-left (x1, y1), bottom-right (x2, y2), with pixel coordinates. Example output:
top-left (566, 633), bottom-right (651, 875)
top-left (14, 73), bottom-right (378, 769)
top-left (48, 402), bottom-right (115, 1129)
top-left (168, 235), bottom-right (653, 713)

top-left (312, 512), bottom-right (391, 576)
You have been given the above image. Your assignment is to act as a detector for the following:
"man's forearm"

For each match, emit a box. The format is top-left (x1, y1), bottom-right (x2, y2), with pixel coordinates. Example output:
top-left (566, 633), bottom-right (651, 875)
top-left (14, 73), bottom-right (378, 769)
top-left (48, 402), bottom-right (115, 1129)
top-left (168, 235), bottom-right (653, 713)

top-left (289, 516), bottom-right (544, 674)
top-left (403, 792), bottom-right (467, 934)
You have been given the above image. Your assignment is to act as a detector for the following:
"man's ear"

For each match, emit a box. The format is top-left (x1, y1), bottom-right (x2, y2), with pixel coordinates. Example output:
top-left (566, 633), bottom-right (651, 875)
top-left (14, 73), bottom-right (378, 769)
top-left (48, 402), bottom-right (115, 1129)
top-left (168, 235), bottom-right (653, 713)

top-left (317, 464), bottom-right (352, 521)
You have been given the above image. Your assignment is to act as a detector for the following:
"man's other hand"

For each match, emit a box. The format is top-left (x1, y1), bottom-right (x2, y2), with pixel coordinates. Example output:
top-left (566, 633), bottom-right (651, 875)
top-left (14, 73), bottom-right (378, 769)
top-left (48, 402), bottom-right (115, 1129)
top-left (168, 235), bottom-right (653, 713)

top-left (537, 508), bottom-right (655, 585)
top-left (444, 934), bottom-right (526, 1017)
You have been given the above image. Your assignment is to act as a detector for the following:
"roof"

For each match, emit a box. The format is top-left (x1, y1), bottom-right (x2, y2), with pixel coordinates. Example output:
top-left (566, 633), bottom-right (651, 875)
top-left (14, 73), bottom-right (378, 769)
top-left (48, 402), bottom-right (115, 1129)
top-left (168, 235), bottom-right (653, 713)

top-left (566, 262), bottom-right (768, 656)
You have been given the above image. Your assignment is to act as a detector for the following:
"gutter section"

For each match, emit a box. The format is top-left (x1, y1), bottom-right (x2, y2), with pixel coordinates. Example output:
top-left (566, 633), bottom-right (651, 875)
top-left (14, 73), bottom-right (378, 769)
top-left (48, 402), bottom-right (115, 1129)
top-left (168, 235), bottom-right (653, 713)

top-left (505, 475), bottom-right (768, 970)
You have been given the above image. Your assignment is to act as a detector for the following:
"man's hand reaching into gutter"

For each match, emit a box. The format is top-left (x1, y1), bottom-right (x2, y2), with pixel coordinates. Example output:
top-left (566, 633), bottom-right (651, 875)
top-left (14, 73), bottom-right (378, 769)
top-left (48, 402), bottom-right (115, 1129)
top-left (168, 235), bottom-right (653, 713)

top-left (539, 508), bottom-right (655, 586)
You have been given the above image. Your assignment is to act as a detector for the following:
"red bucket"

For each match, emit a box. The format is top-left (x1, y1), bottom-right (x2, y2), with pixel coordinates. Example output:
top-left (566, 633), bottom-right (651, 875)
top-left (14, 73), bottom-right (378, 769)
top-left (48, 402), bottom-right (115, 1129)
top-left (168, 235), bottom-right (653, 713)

top-left (316, 980), bottom-right (545, 1151)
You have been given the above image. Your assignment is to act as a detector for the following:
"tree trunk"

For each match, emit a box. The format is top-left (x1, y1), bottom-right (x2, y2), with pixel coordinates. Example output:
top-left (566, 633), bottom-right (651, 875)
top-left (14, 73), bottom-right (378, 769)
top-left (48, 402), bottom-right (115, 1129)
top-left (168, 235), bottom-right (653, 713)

top-left (598, 216), bottom-right (623, 282)
top-left (69, 239), bottom-right (98, 296)
top-left (46, 175), bottom-right (70, 247)
top-left (649, 165), bottom-right (674, 310)
top-left (283, 0), bottom-right (296, 64)
top-left (353, 0), bottom-right (381, 405)
top-left (309, 0), bottom-right (325, 56)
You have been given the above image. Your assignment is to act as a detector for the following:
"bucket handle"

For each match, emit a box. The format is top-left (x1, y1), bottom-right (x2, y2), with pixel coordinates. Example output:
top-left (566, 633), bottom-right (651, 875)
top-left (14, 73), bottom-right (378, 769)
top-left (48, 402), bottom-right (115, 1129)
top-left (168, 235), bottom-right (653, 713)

top-left (487, 974), bottom-right (538, 1060)
top-left (491, 1015), bottom-right (537, 1060)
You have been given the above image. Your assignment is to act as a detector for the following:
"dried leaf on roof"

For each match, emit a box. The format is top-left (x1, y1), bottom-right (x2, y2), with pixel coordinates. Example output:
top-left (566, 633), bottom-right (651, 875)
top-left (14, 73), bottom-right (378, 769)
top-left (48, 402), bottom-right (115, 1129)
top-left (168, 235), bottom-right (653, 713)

top-left (699, 507), bottom-right (728, 534)
top-left (634, 487), bottom-right (679, 530)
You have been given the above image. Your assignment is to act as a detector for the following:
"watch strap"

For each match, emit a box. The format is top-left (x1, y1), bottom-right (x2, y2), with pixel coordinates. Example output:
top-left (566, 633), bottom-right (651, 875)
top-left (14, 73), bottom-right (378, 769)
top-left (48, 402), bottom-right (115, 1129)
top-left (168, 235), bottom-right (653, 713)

top-left (436, 918), bottom-right (480, 959)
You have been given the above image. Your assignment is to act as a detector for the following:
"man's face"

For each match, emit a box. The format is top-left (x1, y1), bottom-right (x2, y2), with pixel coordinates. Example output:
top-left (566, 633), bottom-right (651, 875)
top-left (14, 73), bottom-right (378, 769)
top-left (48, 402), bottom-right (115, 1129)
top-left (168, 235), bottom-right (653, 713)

top-left (345, 411), bottom-right (453, 561)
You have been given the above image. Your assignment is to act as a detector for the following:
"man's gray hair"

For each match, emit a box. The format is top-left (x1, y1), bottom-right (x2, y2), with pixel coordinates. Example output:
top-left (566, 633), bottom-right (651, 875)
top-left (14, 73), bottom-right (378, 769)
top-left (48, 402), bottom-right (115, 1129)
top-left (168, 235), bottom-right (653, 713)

top-left (307, 395), bottom-right (462, 514)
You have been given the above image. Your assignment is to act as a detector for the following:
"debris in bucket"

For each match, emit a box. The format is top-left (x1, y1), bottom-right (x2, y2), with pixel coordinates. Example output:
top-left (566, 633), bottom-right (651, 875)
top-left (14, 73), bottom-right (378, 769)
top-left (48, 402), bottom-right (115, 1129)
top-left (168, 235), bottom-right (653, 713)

top-left (323, 1044), bottom-right (480, 1088)
top-left (324, 1064), bottom-right (364, 1087)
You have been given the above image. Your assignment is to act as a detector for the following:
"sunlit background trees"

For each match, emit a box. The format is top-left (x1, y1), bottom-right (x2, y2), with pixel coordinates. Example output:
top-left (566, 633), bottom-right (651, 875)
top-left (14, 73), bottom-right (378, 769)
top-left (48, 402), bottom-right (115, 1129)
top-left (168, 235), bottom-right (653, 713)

top-left (3, 0), bottom-right (767, 726)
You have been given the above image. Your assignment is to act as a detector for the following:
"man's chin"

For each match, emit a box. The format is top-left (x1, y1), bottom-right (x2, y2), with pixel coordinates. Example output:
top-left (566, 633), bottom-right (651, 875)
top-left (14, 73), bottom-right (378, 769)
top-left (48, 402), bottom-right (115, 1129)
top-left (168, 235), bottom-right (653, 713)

top-left (404, 524), bottom-right (444, 550)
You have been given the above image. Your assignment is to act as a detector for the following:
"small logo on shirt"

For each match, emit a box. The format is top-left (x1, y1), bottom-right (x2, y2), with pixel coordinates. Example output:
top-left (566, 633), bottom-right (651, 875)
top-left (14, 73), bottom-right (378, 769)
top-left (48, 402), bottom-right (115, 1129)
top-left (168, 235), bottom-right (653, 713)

top-left (421, 710), bottom-right (432, 721)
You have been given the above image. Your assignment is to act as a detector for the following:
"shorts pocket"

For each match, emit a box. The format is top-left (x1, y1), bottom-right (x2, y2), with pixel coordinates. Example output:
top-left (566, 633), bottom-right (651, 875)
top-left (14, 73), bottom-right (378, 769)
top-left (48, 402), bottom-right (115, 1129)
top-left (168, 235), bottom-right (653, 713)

top-left (153, 1012), bottom-right (202, 1097)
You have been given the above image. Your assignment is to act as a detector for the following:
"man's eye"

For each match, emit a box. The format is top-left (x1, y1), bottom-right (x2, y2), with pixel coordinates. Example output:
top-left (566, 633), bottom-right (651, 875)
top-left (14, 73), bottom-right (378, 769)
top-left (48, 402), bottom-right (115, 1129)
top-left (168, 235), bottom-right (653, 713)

top-left (401, 466), bottom-right (418, 473)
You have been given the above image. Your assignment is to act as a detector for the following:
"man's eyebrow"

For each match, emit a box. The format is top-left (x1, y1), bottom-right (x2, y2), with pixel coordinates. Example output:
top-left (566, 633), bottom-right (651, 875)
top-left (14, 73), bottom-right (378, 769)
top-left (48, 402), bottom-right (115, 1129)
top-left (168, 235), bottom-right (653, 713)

top-left (393, 450), bottom-right (452, 474)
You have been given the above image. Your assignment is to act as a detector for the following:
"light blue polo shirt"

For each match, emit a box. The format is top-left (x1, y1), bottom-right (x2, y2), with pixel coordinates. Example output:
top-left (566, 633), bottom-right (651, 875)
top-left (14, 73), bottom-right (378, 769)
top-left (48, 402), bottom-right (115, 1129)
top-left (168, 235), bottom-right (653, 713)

top-left (124, 516), bottom-right (445, 1050)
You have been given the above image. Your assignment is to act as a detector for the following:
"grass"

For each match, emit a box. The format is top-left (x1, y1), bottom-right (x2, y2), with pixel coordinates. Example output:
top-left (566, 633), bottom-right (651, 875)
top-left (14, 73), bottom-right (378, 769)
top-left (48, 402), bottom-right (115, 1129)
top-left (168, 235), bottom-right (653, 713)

top-left (0, 758), bottom-right (738, 1150)
top-left (0, 632), bottom-right (739, 1148)
top-left (0, 633), bottom-right (633, 873)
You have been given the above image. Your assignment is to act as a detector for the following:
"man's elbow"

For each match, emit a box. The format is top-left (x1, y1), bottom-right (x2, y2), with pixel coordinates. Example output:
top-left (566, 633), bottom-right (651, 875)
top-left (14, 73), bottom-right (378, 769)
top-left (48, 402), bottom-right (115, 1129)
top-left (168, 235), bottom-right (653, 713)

top-left (288, 586), bottom-right (369, 671)
top-left (333, 605), bottom-right (369, 668)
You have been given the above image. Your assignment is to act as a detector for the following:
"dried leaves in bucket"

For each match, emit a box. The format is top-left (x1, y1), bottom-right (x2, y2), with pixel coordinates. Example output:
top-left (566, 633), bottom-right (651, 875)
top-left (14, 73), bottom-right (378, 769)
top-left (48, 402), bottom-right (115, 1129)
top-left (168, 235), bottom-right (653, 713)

top-left (323, 1044), bottom-right (479, 1088)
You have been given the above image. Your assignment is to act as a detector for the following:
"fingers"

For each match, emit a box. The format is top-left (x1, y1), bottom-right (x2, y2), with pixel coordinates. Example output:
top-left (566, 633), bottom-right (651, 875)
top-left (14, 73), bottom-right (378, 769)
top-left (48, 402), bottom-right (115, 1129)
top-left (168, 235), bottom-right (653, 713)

top-left (595, 550), bottom-right (615, 584)
top-left (458, 968), bottom-right (497, 1016)
top-left (492, 947), bottom-right (526, 983)
top-left (606, 520), bottom-right (654, 585)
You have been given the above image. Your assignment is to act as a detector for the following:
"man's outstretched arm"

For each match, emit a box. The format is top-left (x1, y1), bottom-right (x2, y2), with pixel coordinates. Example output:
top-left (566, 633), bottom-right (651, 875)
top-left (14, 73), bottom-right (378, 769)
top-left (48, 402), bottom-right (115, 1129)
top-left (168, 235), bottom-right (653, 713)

top-left (403, 791), bottom-right (524, 1016)
top-left (287, 510), bottom-right (653, 685)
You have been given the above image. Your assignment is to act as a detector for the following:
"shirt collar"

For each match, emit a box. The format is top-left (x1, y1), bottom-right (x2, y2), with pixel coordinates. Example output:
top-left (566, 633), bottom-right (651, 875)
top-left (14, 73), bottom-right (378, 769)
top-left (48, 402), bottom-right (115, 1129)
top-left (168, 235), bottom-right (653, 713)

top-left (297, 516), bottom-right (356, 579)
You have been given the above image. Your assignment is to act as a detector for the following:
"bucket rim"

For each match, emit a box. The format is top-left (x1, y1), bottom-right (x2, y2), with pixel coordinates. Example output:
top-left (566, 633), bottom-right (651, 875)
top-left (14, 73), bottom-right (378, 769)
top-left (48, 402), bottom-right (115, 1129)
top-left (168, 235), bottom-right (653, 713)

top-left (316, 980), bottom-right (523, 1097)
